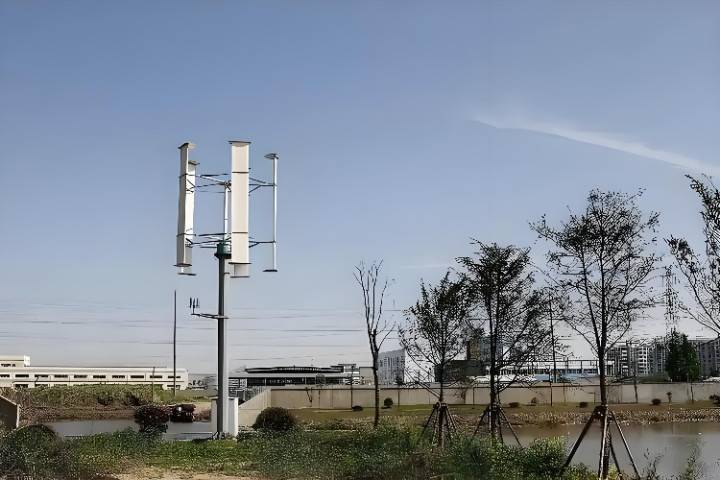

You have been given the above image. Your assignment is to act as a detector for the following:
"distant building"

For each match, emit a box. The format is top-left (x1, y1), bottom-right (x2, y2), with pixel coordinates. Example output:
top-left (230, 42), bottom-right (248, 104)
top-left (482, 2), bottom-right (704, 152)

top-left (692, 337), bottom-right (720, 377)
top-left (435, 358), bottom-right (602, 382)
top-left (606, 336), bottom-right (720, 379)
top-left (466, 337), bottom-right (505, 362)
top-left (358, 366), bottom-right (375, 385)
top-left (187, 373), bottom-right (213, 390)
top-left (606, 343), bottom-right (653, 377)
top-left (230, 364), bottom-right (360, 388)
top-left (0, 355), bottom-right (188, 390)
top-left (378, 349), bottom-right (406, 385)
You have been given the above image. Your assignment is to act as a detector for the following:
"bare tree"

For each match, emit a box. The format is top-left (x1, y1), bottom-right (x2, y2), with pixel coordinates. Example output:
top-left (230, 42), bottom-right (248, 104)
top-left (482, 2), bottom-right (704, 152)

top-left (531, 190), bottom-right (659, 406)
top-left (355, 261), bottom-right (393, 429)
top-left (532, 190), bottom-right (658, 479)
top-left (458, 241), bottom-right (551, 440)
top-left (667, 175), bottom-right (720, 335)
top-left (400, 271), bottom-right (475, 446)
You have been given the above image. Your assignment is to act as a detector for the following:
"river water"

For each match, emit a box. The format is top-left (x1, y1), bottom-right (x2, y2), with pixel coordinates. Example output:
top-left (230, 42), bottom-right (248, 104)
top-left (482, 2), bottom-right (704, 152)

top-left (514, 422), bottom-right (720, 479)
top-left (44, 420), bottom-right (720, 478)
top-left (44, 419), bottom-right (213, 441)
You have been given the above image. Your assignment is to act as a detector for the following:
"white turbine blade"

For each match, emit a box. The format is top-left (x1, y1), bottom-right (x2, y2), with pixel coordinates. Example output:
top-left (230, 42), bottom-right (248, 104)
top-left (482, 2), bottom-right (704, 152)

top-left (229, 141), bottom-right (250, 278)
top-left (176, 142), bottom-right (197, 274)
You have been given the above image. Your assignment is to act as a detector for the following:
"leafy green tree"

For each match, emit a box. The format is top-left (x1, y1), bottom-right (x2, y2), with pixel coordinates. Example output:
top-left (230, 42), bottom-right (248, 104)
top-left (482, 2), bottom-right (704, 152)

top-left (458, 242), bottom-right (551, 440)
top-left (401, 272), bottom-right (474, 404)
top-left (665, 329), bottom-right (701, 382)
top-left (400, 271), bottom-right (475, 446)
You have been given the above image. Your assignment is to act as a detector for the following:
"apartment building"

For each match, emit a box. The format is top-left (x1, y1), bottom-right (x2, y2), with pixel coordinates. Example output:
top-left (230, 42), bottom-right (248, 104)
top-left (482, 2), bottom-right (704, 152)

top-left (378, 349), bottom-right (405, 385)
top-left (606, 343), bottom-right (653, 377)
top-left (607, 336), bottom-right (720, 379)
top-left (692, 337), bottom-right (720, 377)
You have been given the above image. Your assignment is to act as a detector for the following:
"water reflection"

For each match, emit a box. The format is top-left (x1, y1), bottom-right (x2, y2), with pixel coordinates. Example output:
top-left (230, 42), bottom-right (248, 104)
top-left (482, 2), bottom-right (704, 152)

top-left (513, 422), bottom-right (720, 479)
top-left (44, 419), bottom-right (213, 441)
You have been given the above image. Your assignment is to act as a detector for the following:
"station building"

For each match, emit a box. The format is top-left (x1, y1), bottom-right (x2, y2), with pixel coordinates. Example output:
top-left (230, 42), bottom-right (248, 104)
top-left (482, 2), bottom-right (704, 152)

top-left (0, 355), bottom-right (188, 390)
top-left (230, 364), bottom-right (362, 388)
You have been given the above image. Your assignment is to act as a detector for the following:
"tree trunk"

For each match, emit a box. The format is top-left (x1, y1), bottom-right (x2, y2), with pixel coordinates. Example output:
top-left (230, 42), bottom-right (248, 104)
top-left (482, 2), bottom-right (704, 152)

top-left (439, 363), bottom-right (445, 403)
top-left (489, 370), bottom-right (497, 439)
top-left (599, 354), bottom-right (608, 406)
top-left (373, 360), bottom-right (380, 429)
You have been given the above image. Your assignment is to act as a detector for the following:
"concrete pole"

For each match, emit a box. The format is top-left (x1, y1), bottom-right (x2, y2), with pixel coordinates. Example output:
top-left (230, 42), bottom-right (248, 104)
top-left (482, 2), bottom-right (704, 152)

top-left (549, 303), bottom-right (557, 406)
top-left (173, 289), bottom-right (177, 397)
top-left (215, 241), bottom-right (231, 437)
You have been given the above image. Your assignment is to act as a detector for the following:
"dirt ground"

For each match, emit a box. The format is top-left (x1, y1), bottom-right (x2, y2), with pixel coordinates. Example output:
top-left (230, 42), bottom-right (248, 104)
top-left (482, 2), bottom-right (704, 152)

top-left (116, 474), bottom-right (262, 480)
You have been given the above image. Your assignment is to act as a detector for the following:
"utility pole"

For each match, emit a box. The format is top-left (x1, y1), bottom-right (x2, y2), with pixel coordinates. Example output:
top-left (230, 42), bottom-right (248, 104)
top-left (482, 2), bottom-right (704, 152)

top-left (633, 342), bottom-right (639, 403)
top-left (349, 364), bottom-right (355, 408)
top-left (173, 289), bottom-right (177, 397)
top-left (549, 300), bottom-right (557, 406)
top-left (151, 366), bottom-right (155, 403)
top-left (216, 240), bottom-right (231, 436)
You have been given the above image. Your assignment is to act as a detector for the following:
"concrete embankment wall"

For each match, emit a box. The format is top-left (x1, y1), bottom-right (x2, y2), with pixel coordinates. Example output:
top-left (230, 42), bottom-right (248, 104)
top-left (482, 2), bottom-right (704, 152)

top-left (0, 395), bottom-right (19, 430)
top-left (264, 384), bottom-right (596, 410)
top-left (238, 389), bottom-right (272, 427)
top-left (237, 383), bottom-right (720, 427)
top-left (606, 382), bottom-right (720, 404)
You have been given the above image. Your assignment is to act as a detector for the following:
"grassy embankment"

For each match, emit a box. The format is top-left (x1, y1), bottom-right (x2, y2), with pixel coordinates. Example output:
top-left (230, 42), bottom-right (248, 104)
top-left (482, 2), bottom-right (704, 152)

top-left (291, 401), bottom-right (720, 428)
top-left (3, 384), bottom-right (717, 426)
top-left (0, 385), bottom-right (212, 423)
top-left (0, 423), bottom-right (612, 480)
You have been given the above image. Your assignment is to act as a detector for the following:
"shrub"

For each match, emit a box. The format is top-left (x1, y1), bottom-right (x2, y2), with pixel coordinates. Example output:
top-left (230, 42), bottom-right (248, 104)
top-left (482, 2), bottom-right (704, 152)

top-left (352, 405), bottom-right (363, 411)
top-left (651, 398), bottom-right (661, 405)
top-left (250, 426), bottom-right (432, 479)
top-left (252, 407), bottom-right (297, 431)
top-left (530, 397), bottom-right (538, 406)
top-left (710, 394), bottom-right (720, 406)
top-left (667, 391), bottom-right (673, 403)
top-left (445, 436), bottom-right (592, 480)
top-left (97, 393), bottom-right (114, 406)
top-left (508, 402), bottom-right (520, 408)
top-left (384, 397), bottom-right (394, 407)
top-left (579, 401), bottom-right (588, 408)
top-left (133, 405), bottom-right (169, 437)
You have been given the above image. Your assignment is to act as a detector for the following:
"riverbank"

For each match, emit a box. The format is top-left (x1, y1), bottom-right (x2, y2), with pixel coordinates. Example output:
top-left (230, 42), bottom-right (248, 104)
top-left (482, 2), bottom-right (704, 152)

top-left (23, 402), bottom-right (213, 424)
top-left (0, 424), bottom-right (600, 480)
top-left (0, 385), bottom-right (212, 424)
top-left (289, 401), bottom-right (720, 431)
top-left (504, 406), bottom-right (720, 427)
top-left (4, 422), bottom-right (715, 480)
top-left (29, 400), bottom-right (720, 427)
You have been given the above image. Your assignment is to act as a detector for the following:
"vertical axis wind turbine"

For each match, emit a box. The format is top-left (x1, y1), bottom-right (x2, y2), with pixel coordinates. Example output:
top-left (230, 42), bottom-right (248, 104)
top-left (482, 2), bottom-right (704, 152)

top-left (175, 141), bottom-right (279, 438)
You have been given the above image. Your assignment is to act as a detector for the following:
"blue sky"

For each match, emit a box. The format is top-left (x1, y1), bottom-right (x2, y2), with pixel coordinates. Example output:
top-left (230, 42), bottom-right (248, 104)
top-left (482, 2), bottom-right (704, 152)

top-left (1, 1), bottom-right (719, 373)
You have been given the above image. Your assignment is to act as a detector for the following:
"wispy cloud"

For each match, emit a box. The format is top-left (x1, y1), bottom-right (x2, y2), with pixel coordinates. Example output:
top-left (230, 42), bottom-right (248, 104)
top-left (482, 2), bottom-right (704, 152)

top-left (475, 115), bottom-right (720, 176)
top-left (400, 263), bottom-right (455, 269)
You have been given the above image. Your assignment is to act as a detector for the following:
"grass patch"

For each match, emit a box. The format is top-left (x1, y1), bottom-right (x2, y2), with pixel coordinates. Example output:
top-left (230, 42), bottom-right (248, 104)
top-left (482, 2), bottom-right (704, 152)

top-left (0, 424), bottom-right (602, 480)
top-left (0, 421), bottom-right (706, 479)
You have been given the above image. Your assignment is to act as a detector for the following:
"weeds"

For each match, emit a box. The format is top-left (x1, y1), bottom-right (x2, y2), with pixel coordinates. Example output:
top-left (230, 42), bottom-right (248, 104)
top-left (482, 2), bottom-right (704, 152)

top-left (0, 384), bottom-right (210, 411)
top-left (0, 423), bottom-right (709, 479)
